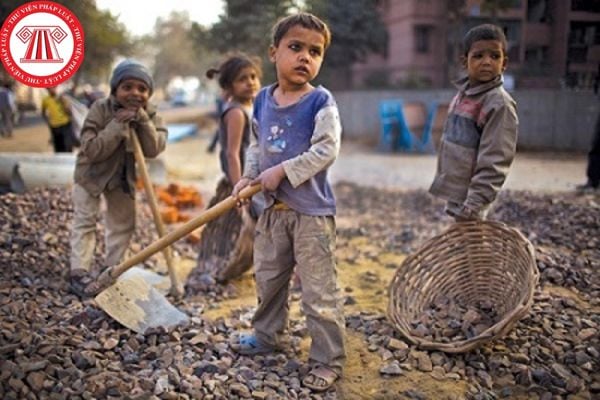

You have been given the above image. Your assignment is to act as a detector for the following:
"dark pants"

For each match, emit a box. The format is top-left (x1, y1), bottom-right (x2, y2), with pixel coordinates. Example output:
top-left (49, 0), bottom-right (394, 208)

top-left (50, 122), bottom-right (74, 152)
top-left (587, 113), bottom-right (600, 187)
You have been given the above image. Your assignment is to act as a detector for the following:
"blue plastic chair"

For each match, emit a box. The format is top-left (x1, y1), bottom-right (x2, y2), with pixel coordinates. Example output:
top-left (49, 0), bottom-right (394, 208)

top-left (378, 99), bottom-right (413, 152)
top-left (421, 101), bottom-right (450, 153)
top-left (419, 101), bottom-right (438, 153)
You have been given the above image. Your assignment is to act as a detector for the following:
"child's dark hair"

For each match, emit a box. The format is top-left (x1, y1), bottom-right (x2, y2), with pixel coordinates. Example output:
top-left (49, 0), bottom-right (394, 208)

top-left (462, 24), bottom-right (507, 56)
top-left (272, 12), bottom-right (331, 49)
top-left (206, 53), bottom-right (262, 90)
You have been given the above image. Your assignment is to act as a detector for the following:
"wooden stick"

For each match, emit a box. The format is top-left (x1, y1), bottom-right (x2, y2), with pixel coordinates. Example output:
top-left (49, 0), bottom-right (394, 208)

top-left (130, 131), bottom-right (184, 297)
top-left (96, 184), bottom-right (262, 289)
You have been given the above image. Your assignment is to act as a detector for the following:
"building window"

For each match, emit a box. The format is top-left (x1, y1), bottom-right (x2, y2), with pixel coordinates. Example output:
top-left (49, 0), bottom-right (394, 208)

top-left (527, 0), bottom-right (551, 22)
top-left (525, 46), bottom-right (549, 63)
top-left (569, 22), bottom-right (599, 46)
top-left (571, 0), bottom-right (600, 12)
top-left (414, 25), bottom-right (432, 54)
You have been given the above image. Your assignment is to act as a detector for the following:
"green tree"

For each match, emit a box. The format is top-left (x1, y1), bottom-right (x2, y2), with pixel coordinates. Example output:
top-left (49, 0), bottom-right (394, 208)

top-left (189, 22), bottom-right (220, 79)
top-left (73, 3), bottom-right (131, 87)
top-left (305, 0), bottom-right (388, 89)
top-left (150, 11), bottom-right (203, 88)
top-left (208, 0), bottom-right (297, 83)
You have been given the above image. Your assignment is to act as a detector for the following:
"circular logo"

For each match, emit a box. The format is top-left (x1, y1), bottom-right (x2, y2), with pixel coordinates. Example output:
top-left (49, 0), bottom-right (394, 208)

top-left (0, 1), bottom-right (85, 87)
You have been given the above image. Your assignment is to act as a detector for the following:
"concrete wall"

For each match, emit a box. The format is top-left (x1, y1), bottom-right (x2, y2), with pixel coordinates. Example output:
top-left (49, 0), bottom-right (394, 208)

top-left (334, 90), bottom-right (599, 152)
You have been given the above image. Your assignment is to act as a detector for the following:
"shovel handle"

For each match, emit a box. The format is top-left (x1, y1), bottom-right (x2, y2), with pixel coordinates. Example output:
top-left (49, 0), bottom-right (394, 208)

top-left (98, 183), bottom-right (262, 286)
top-left (130, 131), bottom-right (183, 297)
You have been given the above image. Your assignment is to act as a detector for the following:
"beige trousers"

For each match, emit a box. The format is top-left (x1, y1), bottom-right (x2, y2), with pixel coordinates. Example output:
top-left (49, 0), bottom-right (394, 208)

top-left (70, 183), bottom-right (135, 273)
top-left (252, 208), bottom-right (346, 373)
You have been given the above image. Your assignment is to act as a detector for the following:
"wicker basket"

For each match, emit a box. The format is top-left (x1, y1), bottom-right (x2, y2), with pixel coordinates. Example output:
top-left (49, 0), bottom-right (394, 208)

top-left (388, 220), bottom-right (538, 353)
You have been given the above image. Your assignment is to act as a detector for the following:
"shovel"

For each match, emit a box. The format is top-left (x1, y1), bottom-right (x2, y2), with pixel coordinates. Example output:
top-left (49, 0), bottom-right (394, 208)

top-left (130, 130), bottom-right (184, 298)
top-left (93, 183), bottom-right (261, 332)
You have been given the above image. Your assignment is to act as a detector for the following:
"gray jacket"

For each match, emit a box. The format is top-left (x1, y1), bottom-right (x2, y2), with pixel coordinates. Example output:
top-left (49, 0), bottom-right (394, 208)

top-left (74, 97), bottom-right (167, 197)
top-left (429, 76), bottom-right (518, 214)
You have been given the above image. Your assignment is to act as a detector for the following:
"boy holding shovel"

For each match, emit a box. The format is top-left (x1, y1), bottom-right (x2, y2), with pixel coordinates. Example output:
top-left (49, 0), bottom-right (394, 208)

top-left (232, 12), bottom-right (345, 392)
top-left (70, 60), bottom-right (167, 297)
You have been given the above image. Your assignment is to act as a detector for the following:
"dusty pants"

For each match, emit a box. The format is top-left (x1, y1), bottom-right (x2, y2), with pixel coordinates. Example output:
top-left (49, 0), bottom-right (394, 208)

top-left (252, 208), bottom-right (346, 373)
top-left (70, 183), bottom-right (135, 273)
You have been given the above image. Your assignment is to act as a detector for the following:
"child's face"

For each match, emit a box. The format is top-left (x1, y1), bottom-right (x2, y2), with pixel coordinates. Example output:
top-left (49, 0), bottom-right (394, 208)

top-left (115, 78), bottom-right (150, 109)
top-left (269, 25), bottom-right (326, 89)
top-left (463, 39), bottom-right (507, 86)
top-left (230, 66), bottom-right (260, 104)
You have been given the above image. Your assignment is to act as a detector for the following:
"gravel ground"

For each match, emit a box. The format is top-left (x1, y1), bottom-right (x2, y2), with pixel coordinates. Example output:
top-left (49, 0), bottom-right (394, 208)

top-left (1, 183), bottom-right (598, 400)
top-left (1, 113), bottom-right (597, 400)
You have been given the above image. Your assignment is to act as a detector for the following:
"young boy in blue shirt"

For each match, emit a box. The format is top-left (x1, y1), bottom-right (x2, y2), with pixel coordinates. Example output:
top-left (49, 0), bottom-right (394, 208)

top-left (232, 12), bottom-right (344, 392)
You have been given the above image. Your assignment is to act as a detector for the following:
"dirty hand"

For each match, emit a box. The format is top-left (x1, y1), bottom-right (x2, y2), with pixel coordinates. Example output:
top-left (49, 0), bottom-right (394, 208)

top-left (132, 107), bottom-right (150, 125)
top-left (232, 178), bottom-right (252, 206)
top-left (252, 164), bottom-right (286, 192)
top-left (115, 108), bottom-right (138, 123)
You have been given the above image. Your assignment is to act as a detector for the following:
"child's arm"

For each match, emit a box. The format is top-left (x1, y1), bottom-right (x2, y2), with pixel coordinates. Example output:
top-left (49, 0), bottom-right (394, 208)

top-left (233, 118), bottom-right (260, 197)
top-left (131, 108), bottom-right (167, 158)
top-left (281, 105), bottom-right (342, 188)
top-left (463, 101), bottom-right (518, 215)
top-left (223, 108), bottom-right (246, 184)
top-left (78, 102), bottom-right (129, 162)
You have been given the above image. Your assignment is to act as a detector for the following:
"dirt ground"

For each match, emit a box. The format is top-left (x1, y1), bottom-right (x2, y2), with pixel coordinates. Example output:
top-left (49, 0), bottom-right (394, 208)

top-left (1, 112), bottom-right (596, 400)
top-left (152, 119), bottom-right (593, 399)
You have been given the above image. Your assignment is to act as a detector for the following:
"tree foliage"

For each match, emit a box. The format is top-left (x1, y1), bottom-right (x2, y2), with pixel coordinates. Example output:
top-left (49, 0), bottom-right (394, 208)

top-left (208, 0), bottom-right (297, 83)
top-left (205, 0), bottom-right (388, 88)
top-left (305, 0), bottom-right (387, 68)
top-left (149, 11), bottom-right (204, 88)
top-left (304, 0), bottom-right (388, 88)
top-left (189, 22), bottom-right (220, 80)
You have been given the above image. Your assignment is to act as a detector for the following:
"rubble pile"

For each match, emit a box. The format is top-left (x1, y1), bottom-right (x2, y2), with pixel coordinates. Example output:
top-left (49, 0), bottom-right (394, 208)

top-left (0, 184), bottom-right (598, 399)
top-left (410, 297), bottom-right (499, 343)
top-left (337, 183), bottom-right (599, 400)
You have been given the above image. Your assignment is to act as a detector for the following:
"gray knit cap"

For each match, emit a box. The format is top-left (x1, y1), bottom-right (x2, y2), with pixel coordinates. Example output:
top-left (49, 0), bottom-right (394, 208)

top-left (110, 59), bottom-right (154, 95)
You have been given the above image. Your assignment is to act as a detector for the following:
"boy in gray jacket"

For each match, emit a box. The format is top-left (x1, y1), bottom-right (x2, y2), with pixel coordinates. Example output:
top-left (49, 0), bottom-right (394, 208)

top-left (430, 24), bottom-right (518, 220)
top-left (70, 60), bottom-right (167, 296)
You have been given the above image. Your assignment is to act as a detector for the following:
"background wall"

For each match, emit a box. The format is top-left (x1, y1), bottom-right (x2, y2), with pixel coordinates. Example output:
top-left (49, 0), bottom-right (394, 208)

top-left (334, 90), bottom-right (599, 152)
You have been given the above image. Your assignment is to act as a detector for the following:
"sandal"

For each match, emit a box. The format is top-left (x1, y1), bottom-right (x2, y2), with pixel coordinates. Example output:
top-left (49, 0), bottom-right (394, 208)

top-left (302, 365), bottom-right (339, 392)
top-left (231, 333), bottom-right (277, 355)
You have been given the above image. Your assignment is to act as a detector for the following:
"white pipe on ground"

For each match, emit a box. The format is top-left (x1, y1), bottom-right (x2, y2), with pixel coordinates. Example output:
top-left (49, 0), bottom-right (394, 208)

top-left (0, 153), bottom-right (168, 193)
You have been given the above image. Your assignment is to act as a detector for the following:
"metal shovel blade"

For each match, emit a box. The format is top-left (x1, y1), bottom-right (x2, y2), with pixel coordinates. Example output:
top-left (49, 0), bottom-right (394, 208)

top-left (95, 274), bottom-right (189, 333)
top-left (119, 258), bottom-right (196, 295)
top-left (120, 266), bottom-right (171, 294)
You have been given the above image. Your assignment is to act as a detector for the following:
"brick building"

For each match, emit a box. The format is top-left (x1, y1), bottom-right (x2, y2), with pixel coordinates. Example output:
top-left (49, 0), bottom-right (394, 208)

top-left (351, 0), bottom-right (600, 89)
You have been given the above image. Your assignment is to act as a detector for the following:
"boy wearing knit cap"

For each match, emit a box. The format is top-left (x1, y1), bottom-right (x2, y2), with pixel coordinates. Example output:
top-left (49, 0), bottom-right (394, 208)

top-left (69, 59), bottom-right (167, 297)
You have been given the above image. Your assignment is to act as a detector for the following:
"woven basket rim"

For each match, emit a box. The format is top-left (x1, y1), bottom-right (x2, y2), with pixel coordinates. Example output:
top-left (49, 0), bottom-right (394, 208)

top-left (387, 220), bottom-right (539, 353)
